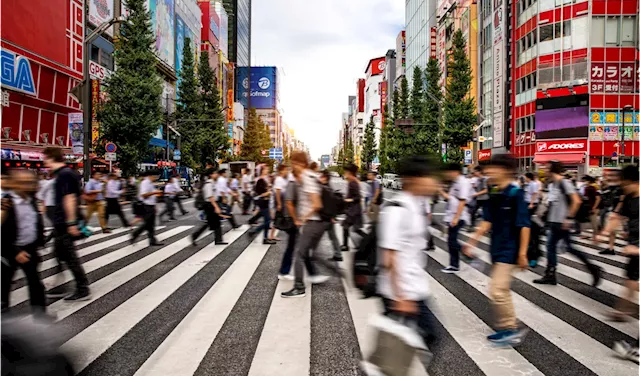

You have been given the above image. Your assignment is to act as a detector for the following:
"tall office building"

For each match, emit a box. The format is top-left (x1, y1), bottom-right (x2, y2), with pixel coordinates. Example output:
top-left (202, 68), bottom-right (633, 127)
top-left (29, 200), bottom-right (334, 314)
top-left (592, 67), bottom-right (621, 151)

top-left (405, 0), bottom-right (437, 86)
top-left (223, 0), bottom-right (250, 68)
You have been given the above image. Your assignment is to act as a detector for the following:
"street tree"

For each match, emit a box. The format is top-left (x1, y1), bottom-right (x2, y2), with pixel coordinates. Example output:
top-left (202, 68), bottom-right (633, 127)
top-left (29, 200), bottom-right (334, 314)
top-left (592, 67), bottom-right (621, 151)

top-left (443, 29), bottom-right (475, 163)
top-left (100, 0), bottom-right (163, 176)
top-left (398, 76), bottom-right (410, 120)
top-left (361, 115), bottom-right (377, 171)
top-left (409, 66), bottom-right (424, 122)
top-left (174, 37), bottom-right (200, 168)
top-left (197, 49), bottom-right (228, 165)
top-left (424, 57), bottom-right (443, 155)
top-left (240, 108), bottom-right (273, 163)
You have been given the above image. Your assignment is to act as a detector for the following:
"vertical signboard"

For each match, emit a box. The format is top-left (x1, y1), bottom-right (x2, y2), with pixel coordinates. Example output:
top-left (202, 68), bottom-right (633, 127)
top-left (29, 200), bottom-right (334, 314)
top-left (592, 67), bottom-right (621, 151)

top-left (430, 27), bottom-right (437, 59)
top-left (227, 89), bottom-right (234, 122)
top-left (492, 0), bottom-right (505, 148)
top-left (68, 113), bottom-right (84, 155)
top-left (91, 80), bottom-right (100, 147)
top-left (437, 24), bottom-right (447, 94)
top-left (379, 81), bottom-right (387, 126)
top-left (89, 0), bottom-right (115, 36)
top-left (395, 30), bottom-right (406, 78)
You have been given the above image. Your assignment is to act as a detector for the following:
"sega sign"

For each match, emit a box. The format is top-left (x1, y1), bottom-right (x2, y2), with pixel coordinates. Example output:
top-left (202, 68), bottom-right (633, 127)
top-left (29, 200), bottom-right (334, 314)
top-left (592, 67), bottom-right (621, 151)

top-left (0, 50), bottom-right (36, 96)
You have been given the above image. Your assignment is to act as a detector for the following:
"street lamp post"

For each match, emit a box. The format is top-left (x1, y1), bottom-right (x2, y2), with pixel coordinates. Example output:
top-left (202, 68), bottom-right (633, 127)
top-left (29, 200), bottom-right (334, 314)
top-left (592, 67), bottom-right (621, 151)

top-left (620, 104), bottom-right (633, 164)
top-left (83, 16), bottom-right (125, 181)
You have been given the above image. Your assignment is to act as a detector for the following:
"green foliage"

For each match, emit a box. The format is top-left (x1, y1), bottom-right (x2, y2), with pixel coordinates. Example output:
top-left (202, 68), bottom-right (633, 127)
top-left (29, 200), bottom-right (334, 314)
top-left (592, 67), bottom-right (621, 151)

top-left (240, 108), bottom-right (273, 163)
top-left (424, 57), bottom-right (443, 155)
top-left (409, 66), bottom-right (424, 123)
top-left (378, 104), bottom-right (392, 174)
top-left (196, 49), bottom-right (228, 164)
top-left (99, 0), bottom-right (163, 176)
top-left (443, 29), bottom-right (475, 163)
top-left (361, 115), bottom-right (377, 171)
top-left (398, 76), bottom-right (410, 120)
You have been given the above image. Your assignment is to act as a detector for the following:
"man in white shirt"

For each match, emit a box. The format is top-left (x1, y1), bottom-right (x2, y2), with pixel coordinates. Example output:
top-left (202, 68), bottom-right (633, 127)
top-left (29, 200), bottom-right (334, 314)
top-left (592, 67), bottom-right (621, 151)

top-left (439, 163), bottom-right (472, 273)
top-left (192, 169), bottom-right (226, 245)
top-left (84, 171), bottom-right (110, 233)
top-left (105, 173), bottom-right (129, 227)
top-left (524, 172), bottom-right (541, 266)
top-left (36, 173), bottom-right (56, 243)
top-left (171, 177), bottom-right (188, 216)
top-left (131, 170), bottom-right (163, 246)
top-left (377, 155), bottom-right (439, 346)
top-left (241, 168), bottom-right (253, 215)
top-left (215, 169), bottom-right (229, 202)
top-left (159, 176), bottom-right (181, 221)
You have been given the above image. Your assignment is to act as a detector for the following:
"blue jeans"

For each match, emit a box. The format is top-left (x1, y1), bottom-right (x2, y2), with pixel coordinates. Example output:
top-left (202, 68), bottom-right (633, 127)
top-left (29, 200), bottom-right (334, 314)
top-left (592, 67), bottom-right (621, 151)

top-left (546, 222), bottom-right (593, 268)
top-left (253, 208), bottom-right (271, 238)
top-left (448, 220), bottom-right (466, 268)
top-left (280, 227), bottom-right (298, 275)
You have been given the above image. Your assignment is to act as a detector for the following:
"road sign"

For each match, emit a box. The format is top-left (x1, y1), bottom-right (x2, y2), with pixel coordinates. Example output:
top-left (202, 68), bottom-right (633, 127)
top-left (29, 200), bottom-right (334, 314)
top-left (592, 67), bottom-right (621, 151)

top-left (464, 149), bottom-right (473, 165)
top-left (269, 147), bottom-right (283, 160)
top-left (478, 136), bottom-right (487, 142)
top-left (173, 149), bottom-right (181, 161)
top-left (261, 149), bottom-right (268, 156)
top-left (105, 152), bottom-right (117, 161)
top-left (105, 142), bottom-right (117, 153)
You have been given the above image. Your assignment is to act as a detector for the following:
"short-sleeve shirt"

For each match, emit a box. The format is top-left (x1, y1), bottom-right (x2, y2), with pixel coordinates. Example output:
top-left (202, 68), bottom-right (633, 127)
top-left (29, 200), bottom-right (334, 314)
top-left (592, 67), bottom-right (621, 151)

top-left (298, 169), bottom-right (321, 221)
top-left (475, 176), bottom-right (489, 201)
top-left (377, 191), bottom-right (429, 301)
top-left (215, 177), bottom-right (228, 199)
top-left (241, 174), bottom-right (252, 192)
top-left (525, 180), bottom-right (540, 203)
top-left (84, 179), bottom-right (104, 201)
top-left (202, 179), bottom-right (216, 200)
top-left (445, 175), bottom-right (472, 224)
top-left (619, 195), bottom-right (639, 247)
top-left (53, 166), bottom-right (81, 226)
top-left (138, 178), bottom-right (157, 205)
top-left (547, 179), bottom-right (576, 223)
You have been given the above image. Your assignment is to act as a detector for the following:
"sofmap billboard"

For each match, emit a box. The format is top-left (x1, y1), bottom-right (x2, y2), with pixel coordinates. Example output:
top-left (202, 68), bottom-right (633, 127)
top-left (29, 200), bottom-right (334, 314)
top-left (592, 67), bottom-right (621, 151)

top-left (235, 67), bottom-right (277, 109)
top-left (149, 0), bottom-right (175, 68)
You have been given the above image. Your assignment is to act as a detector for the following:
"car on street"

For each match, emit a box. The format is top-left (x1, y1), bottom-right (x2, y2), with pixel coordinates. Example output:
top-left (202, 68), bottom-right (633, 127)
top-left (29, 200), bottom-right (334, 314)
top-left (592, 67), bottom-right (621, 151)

top-left (382, 173), bottom-right (398, 188)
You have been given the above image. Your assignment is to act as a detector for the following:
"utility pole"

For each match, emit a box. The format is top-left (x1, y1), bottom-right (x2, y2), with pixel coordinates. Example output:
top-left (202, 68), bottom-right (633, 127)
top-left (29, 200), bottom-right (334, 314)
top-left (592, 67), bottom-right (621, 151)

top-left (166, 94), bottom-right (170, 161)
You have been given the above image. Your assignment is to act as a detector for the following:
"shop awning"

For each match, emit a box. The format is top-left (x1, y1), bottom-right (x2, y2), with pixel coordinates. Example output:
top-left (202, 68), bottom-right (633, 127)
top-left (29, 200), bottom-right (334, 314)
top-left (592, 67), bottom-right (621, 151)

top-left (533, 153), bottom-right (585, 164)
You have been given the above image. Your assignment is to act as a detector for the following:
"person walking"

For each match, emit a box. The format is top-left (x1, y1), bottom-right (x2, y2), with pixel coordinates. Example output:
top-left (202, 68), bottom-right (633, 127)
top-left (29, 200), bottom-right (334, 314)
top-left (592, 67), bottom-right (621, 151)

top-left (377, 155), bottom-right (440, 347)
top-left (524, 172), bottom-right (541, 266)
top-left (1, 169), bottom-right (47, 316)
top-left (131, 170), bottom-right (163, 246)
top-left (170, 176), bottom-right (188, 216)
top-left (241, 168), bottom-right (253, 215)
top-left (469, 166), bottom-right (489, 229)
top-left (281, 151), bottom-right (343, 298)
top-left (598, 171), bottom-right (625, 255)
top-left (367, 171), bottom-right (382, 223)
top-left (579, 175), bottom-right (601, 242)
top-left (318, 170), bottom-right (343, 261)
top-left (440, 163), bottom-right (472, 273)
top-left (159, 176), bottom-right (180, 222)
top-left (105, 173), bottom-right (129, 228)
top-left (36, 171), bottom-right (56, 243)
top-left (249, 166), bottom-right (276, 245)
top-left (341, 164), bottom-right (364, 252)
top-left (84, 171), bottom-right (110, 233)
top-left (533, 161), bottom-right (601, 286)
top-left (43, 147), bottom-right (91, 301)
top-left (192, 169), bottom-right (227, 246)
top-left (229, 173), bottom-right (241, 212)
top-left (463, 154), bottom-right (530, 345)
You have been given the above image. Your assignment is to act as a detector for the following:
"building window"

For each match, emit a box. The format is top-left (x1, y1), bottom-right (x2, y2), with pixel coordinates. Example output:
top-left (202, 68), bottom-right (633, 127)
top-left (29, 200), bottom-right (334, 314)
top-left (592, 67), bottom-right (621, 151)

top-left (593, 15), bottom-right (638, 47)
top-left (540, 24), bottom-right (553, 42)
top-left (621, 16), bottom-right (637, 46)
top-left (606, 16), bottom-right (619, 45)
top-left (562, 20), bottom-right (571, 37)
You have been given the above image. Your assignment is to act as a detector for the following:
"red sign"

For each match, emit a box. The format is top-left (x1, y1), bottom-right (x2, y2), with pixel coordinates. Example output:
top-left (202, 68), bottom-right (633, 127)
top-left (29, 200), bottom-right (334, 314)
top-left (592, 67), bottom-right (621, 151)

top-left (226, 90), bottom-right (234, 122)
top-left (619, 62), bottom-right (636, 93)
top-left (591, 62), bottom-right (622, 93)
top-left (357, 79), bottom-right (365, 113)
top-left (379, 81), bottom-right (387, 126)
top-left (430, 27), bottom-right (437, 59)
top-left (478, 149), bottom-right (492, 161)
top-left (367, 57), bottom-right (386, 76)
top-left (536, 139), bottom-right (588, 153)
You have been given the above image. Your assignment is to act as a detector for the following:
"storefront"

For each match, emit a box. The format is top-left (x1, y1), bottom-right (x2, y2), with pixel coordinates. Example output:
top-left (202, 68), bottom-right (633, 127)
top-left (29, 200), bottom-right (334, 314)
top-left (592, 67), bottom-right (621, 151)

top-left (533, 138), bottom-right (588, 175)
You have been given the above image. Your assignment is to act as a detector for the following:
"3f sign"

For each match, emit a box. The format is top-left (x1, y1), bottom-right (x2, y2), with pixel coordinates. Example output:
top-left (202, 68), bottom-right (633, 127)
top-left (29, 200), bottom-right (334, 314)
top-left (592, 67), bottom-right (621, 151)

top-left (0, 50), bottom-right (36, 96)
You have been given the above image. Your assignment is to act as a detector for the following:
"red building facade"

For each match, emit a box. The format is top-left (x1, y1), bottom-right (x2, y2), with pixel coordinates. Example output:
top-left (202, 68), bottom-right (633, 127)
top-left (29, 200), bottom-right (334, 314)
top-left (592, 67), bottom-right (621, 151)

top-left (1, 0), bottom-right (84, 163)
top-left (509, 0), bottom-right (639, 174)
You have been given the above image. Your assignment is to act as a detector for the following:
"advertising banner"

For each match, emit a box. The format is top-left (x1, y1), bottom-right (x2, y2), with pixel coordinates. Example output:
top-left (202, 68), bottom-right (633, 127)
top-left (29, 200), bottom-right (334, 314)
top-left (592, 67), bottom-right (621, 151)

top-left (536, 139), bottom-right (588, 153)
top-left (89, 0), bottom-right (114, 36)
top-left (430, 27), bottom-right (437, 59)
top-left (619, 62), bottom-right (636, 93)
top-left (590, 110), bottom-right (640, 126)
top-left (478, 149), bottom-right (492, 161)
top-left (68, 113), bottom-right (84, 155)
top-left (396, 31), bottom-right (406, 78)
top-left (150, 0), bottom-right (175, 68)
top-left (214, 2), bottom-right (228, 58)
top-left (89, 61), bottom-right (113, 81)
top-left (535, 107), bottom-right (589, 132)
top-left (603, 126), bottom-right (619, 141)
top-left (236, 67), bottom-right (249, 107)
top-left (367, 57), bottom-right (386, 76)
top-left (237, 67), bottom-right (277, 109)
top-left (379, 81), bottom-right (387, 125)
top-left (227, 89), bottom-right (234, 122)
top-left (210, 8), bottom-right (220, 42)
top-left (589, 126), bottom-right (604, 141)
top-left (589, 62), bottom-right (635, 93)
top-left (492, 0), bottom-right (505, 148)
top-left (437, 25), bottom-right (447, 93)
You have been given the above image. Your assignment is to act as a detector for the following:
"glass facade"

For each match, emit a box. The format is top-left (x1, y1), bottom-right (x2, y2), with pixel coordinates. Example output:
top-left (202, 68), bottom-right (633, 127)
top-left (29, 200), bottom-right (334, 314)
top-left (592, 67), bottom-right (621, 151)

top-left (223, 0), bottom-right (250, 67)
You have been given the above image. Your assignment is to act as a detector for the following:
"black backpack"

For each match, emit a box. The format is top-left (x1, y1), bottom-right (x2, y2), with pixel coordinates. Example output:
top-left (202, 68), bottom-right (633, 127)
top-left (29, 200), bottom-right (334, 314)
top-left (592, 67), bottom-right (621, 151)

top-left (317, 179), bottom-right (344, 221)
top-left (194, 181), bottom-right (206, 210)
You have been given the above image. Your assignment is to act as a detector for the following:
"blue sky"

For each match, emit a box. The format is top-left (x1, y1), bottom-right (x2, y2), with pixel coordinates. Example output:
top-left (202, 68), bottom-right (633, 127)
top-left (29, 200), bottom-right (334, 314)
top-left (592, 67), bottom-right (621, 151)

top-left (252, 0), bottom-right (404, 159)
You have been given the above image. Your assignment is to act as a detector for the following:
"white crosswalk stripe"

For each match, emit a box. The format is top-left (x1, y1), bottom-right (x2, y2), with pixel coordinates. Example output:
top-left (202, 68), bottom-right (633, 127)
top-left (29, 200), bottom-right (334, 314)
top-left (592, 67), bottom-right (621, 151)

top-left (3, 221), bottom-right (638, 376)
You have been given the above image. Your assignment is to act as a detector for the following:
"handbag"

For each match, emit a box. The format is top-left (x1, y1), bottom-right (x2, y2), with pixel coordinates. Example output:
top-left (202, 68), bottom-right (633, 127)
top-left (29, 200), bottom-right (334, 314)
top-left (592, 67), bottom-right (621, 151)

top-left (274, 211), bottom-right (294, 231)
top-left (361, 314), bottom-right (432, 376)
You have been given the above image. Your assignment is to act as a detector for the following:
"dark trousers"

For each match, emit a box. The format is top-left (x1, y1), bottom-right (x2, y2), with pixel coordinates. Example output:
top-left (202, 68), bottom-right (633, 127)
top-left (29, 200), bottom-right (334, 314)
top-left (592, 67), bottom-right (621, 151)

top-left (1, 243), bottom-right (46, 312)
top-left (132, 205), bottom-right (157, 244)
top-left (447, 220), bottom-right (466, 268)
top-left (54, 229), bottom-right (89, 292)
top-left (44, 206), bottom-right (56, 243)
top-left (159, 196), bottom-right (176, 220)
top-left (382, 298), bottom-right (435, 345)
top-left (174, 196), bottom-right (187, 214)
top-left (546, 222), bottom-right (595, 271)
top-left (105, 198), bottom-right (129, 227)
top-left (527, 206), bottom-right (541, 262)
top-left (294, 221), bottom-right (341, 289)
top-left (342, 215), bottom-right (364, 248)
top-left (470, 200), bottom-right (487, 227)
top-left (252, 207), bottom-right (271, 238)
top-left (325, 224), bottom-right (341, 258)
top-left (280, 227), bottom-right (298, 275)
top-left (242, 192), bottom-right (252, 214)
top-left (193, 203), bottom-right (222, 243)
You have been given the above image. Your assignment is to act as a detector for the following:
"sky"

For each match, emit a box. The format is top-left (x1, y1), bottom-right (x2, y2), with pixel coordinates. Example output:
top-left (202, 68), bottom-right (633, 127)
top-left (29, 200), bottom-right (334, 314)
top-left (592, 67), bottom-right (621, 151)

top-left (251, 0), bottom-right (404, 160)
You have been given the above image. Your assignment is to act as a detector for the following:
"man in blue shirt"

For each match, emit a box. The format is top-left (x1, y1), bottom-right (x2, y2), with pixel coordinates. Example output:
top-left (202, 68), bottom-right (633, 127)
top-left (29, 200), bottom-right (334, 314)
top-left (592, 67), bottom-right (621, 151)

top-left (463, 154), bottom-right (530, 346)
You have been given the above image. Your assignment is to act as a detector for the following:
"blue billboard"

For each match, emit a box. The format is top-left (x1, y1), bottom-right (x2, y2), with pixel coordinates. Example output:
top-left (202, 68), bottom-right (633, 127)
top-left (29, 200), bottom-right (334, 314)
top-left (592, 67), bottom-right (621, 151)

top-left (235, 66), bottom-right (277, 109)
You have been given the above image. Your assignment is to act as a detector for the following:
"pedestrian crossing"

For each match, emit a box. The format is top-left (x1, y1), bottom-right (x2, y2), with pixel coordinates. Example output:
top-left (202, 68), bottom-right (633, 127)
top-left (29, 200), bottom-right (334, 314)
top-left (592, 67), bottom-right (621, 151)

top-left (4, 221), bottom-right (638, 375)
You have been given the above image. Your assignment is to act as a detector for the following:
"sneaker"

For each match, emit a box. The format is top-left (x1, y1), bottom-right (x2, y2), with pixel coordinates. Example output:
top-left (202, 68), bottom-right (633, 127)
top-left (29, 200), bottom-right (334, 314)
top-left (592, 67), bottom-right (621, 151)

top-left (441, 266), bottom-right (460, 274)
top-left (329, 255), bottom-right (343, 262)
top-left (46, 287), bottom-right (69, 299)
top-left (613, 341), bottom-right (639, 364)
top-left (64, 290), bottom-right (91, 302)
top-left (215, 241), bottom-right (229, 245)
top-left (308, 275), bottom-right (330, 284)
top-left (263, 239), bottom-right (276, 245)
top-left (278, 274), bottom-right (294, 281)
top-left (529, 260), bottom-right (538, 268)
top-left (599, 248), bottom-right (616, 255)
top-left (281, 287), bottom-right (306, 298)
top-left (341, 246), bottom-right (349, 252)
top-left (487, 328), bottom-right (528, 346)
top-left (102, 229), bottom-right (112, 234)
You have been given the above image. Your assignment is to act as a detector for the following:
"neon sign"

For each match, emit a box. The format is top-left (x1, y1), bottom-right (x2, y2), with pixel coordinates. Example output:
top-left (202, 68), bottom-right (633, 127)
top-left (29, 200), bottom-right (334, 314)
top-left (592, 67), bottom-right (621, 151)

top-left (1, 50), bottom-right (36, 96)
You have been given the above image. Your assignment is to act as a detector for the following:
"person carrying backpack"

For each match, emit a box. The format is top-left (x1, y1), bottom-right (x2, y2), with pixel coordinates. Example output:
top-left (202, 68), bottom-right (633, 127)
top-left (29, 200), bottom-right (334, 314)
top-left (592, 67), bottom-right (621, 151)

top-left (462, 154), bottom-right (530, 346)
top-left (318, 170), bottom-right (343, 261)
top-left (342, 164), bottom-right (364, 252)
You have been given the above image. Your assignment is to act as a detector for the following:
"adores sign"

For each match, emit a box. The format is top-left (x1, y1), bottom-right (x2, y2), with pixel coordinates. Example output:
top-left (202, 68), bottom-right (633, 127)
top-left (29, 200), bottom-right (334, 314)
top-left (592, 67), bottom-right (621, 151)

top-left (536, 139), bottom-right (587, 153)
top-left (0, 50), bottom-right (36, 96)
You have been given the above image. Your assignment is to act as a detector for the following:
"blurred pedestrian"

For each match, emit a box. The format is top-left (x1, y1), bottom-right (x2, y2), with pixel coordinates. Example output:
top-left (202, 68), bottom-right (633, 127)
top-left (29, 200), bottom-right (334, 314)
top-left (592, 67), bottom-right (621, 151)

top-left (367, 171), bottom-right (382, 223)
top-left (105, 173), bottom-right (129, 228)
top-left (249, 166), bottom-right (276, 245)
top-left (159, 176), bottom-right (180, 222)
top-left (342, 163), bottom-right (364, 252)
top-left (131, 170), bottom-right (163, 246)
top-left (192, 169), bottom-right (226, 246)
top-left (84, 171), bottom-right (110, 233)
top-left (440, 163), bottom-right (472, 273)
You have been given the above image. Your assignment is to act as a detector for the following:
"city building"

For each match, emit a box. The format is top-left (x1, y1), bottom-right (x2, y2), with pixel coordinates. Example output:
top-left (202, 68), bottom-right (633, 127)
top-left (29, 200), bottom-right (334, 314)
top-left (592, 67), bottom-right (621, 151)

top-left (236, 66), bottom-right (282, 147)
top-left (222, 0), bottom-right (251, 68)
top-left (405, 0), bottom-right (437, 86)
top-left (383, 49), bottom-right (396, 116)
top-left (480, 0), bottom-right (639, 173)
top-left (364, 56), bottom-right (386, 147)
top-left (1, 0), bottom-right (85, 167)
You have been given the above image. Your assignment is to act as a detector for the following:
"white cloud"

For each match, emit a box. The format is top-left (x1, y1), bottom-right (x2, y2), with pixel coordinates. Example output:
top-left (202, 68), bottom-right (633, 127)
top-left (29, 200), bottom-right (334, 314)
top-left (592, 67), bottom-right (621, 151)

top-left (252, 0), bottom-right (404, 159)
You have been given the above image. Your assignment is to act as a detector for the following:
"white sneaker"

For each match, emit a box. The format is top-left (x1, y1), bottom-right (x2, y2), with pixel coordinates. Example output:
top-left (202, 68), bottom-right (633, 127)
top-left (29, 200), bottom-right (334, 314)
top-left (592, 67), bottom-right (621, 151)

top-left (308, 275), bottom-right (330, 284)
top-left (278, 274), bottom-right (294, 281)
top-left (613, 341), bottom-right (639, 364)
